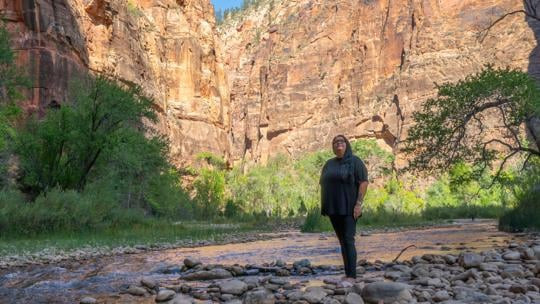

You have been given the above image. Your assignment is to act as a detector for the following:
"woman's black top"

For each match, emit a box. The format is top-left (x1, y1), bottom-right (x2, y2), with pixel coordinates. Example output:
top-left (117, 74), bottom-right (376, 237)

top-left (320, 155), bottom-right (368, 216)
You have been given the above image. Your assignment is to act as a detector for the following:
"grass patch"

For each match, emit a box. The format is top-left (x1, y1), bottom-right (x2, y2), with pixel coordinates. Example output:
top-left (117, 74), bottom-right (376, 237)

top-left (0, 220), bottom-right (260, 258)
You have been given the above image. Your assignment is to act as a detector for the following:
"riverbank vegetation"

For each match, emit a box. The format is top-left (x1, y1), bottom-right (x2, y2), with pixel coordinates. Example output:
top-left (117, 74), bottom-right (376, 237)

top-left (0, 220), bottom-right (258, 257)
top-left (0, 23), bottom-right (538, 254)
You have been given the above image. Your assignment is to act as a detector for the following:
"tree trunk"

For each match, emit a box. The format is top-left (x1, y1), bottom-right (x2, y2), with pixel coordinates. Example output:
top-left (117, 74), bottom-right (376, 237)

top-left (526, 116), bottom-right (540, 152)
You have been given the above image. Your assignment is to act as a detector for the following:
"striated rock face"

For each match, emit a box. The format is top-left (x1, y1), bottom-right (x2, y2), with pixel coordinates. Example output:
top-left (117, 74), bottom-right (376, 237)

top-left (1, 0), bottom-right (230, 166)
top-left (3, 0), bottom-right (539, 166)
top-left (219, 0), bottom-right (540, 166)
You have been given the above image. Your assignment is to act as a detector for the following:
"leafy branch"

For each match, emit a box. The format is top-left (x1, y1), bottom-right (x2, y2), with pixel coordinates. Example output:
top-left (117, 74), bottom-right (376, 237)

top-left (403, 66), bottom-right (540, 184)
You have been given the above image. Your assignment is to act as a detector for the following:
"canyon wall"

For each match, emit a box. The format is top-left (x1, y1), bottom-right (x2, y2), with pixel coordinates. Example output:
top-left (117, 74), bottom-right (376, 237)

top-left (219, 0), bottom-right (540, 167)
top-left (0, 0), bottom-right (230, 166)
top-left (2, 0), bottom-right (539, 167)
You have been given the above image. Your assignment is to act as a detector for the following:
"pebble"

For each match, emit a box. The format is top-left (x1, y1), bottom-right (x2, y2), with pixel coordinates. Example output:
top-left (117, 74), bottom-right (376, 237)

top-left (141, 277), bottom-right (157, 289)
top-left (80, 297), bottom-right (97, 304)
top-left (155, 289), bottom-right (176, 302)
top-left (8, 227), bottom-right (540, 304)
top-left (345, 292), bottom-right (364, 304)
top-left (127, 285), bottom-right (146, 296)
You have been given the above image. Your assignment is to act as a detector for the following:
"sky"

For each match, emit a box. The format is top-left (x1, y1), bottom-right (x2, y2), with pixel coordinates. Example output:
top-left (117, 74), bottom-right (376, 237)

top-left (211, 0), bottom-right (243, 12)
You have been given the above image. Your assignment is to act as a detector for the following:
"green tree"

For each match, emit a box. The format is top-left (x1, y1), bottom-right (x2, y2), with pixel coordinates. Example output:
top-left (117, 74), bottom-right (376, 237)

top-left (0, 25), bottom-right (29, 187)
top-left (193, 168), bottom-right (226, 219)
top-left (404, 66), bottom-right (540, 181)
top-left (14, 76), bottom-right (156, 195)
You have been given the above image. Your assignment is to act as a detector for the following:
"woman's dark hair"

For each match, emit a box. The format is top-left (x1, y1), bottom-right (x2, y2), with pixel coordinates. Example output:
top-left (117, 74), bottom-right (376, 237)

top-left (332, 134), bottom-right (353, 160)
top-left (331, 134), bottom-right (356, 183)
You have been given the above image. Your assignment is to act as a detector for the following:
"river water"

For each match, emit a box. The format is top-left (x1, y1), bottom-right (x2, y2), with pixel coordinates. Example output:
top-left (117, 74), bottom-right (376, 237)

top-left (0, 219), bottom-right (526, 303)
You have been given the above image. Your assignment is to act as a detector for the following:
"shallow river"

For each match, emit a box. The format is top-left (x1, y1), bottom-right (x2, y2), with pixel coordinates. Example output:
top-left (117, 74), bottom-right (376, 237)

top-left (0, 219), bottom-right (526, 303)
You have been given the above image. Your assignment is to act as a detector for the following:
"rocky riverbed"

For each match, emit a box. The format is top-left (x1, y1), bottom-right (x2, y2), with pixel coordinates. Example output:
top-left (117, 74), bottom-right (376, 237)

top-left (1, 220), bottom-right (538, 303)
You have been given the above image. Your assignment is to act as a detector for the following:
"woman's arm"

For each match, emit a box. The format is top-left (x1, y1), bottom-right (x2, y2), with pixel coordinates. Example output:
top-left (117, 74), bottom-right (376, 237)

top-left (354, 181), bottom-right (368, 219)
top-left (354, 158), bottom-right (369, 219)
top-left (357, 181), bottom-right (368, 204)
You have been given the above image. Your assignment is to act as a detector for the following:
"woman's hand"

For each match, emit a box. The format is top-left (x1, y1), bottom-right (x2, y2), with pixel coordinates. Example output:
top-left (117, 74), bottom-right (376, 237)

top-left (353, 204), bottom-right (362, 220)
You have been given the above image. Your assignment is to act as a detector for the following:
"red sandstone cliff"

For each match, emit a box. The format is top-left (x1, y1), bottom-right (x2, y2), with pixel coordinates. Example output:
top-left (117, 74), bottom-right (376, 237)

top-left (2, 0), bottom-right (539, 167)
top-left (1, 0), bottom-right (230, 166)
top-left (219, 0), bottom-right (540, 167)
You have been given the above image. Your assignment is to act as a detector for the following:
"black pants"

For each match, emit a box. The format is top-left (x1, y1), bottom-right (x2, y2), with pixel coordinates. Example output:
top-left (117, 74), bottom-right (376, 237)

top-left (329, 215), bottom-right (357, 278)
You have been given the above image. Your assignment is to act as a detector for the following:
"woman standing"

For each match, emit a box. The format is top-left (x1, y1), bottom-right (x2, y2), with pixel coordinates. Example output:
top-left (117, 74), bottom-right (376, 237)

top-left (320, 135), bottom-right (369, 282)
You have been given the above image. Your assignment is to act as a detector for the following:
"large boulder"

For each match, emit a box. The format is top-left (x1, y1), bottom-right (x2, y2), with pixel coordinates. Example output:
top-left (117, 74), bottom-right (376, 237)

top-left (219, 279), bottom-right (248, 295)
top-left (243, 288), bottom-right (275, 304)
top-left (458, 253), bottom-right (484, 269)
top-left (183, 268), bottom-right (232, 281)
top-left (302, 286), bottom-right (327, 303)
top-left (361, 282), bottom-right (412, 304)
top-left (156, 289), bottom-right (176, 302)
top-left (163, 294), bottom-right (195, 304)
top-left (453, 286), bottom-right (491, 302)
top-left (183, 257), bottom-right (202, 268)
top-left (127, 285), bottom-right (146, 296)
top-left (502, 251), bottom-right (521, 261)
top-left (345, 292), bottom-right (364, 304)
top-left (141, 277), bottom-right (158, 289)
top-left (432, 290), bottom-right (451, 302)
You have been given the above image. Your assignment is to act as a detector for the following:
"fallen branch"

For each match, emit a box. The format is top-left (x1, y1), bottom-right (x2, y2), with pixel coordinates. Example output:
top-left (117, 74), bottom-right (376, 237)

top-left (392, 244), bottom-right (417, 262)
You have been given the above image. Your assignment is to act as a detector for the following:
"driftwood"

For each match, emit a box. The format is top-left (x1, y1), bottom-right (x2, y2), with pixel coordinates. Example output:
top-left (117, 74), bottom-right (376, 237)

top-left (392, 244), bottom-right (416, 263)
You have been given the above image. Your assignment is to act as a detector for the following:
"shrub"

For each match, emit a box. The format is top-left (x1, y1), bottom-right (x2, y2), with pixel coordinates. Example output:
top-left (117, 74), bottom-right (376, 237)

top-left (301, 208), bottom-right (331, 232)
top-left (0, 186), bottom-right (147, 235)
top-left (499, 187), bottom-right (540, 231)
top-left (193, 168), bottom-right (226, 219)
top-left (0, 189), bottom-right (26, 232)
top-left (499, 160), bottom-right (540, 231)
top-left (144, 168), bottom-right (193, 219)
top-left (126, 0), bottom-right (143, 17)
top-left (224, 199), bottom-right (244, 219)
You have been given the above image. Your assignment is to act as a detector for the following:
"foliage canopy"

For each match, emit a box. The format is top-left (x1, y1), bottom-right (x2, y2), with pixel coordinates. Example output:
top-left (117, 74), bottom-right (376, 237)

top-left (404, 66), bottom-right (540, 181)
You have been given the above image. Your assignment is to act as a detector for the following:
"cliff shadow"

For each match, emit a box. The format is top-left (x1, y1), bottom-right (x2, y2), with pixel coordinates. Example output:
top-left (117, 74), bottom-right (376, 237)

top-left (526, 0), bottom-right (540, 150)
top-left (3, 0), bottom-right (90, 115)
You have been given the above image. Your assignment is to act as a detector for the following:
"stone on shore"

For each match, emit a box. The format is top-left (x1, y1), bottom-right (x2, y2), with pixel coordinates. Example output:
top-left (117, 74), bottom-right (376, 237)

top-left (80, 297), bottom-right (97, 304)
top-left (243, 288), bottom-right (275, 304)
top-left (302, 286), bottom-right (327, 303)
top-left (293, 259), bottom-right (311, 269)
top-left (502, 251), bottom-right (521, 260)
top-left (183, 268), bottom-right (232, 281)
top-left (432, 290), bottom-right (451, 302)
top-left (164, 294), bottom-right (195, 304)
top-left (345, 292), bottom-right (364, 304)
top-left (141, 277), bottom-right (158, 289)
top-left (127, 285), bottom-right (147, 296)
top-left (183, 257), bottom-right (201, 268)
top-left (155, 289), bottom-right (176, 302)
top-left (458, 252), bottom-right (484, 268)
top-left (219, 279), bottom-right (248, 295)
top-left (361, 282), bottom-right (412, 304)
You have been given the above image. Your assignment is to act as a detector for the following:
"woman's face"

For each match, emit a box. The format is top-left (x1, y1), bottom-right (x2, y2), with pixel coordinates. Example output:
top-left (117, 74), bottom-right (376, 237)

top-left (332, 137), bottom-right (346, 158)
